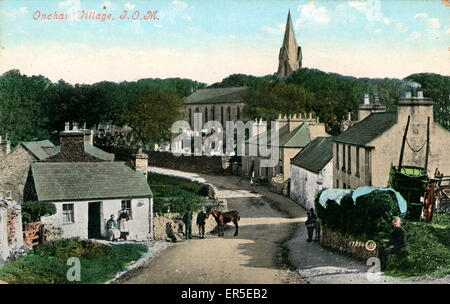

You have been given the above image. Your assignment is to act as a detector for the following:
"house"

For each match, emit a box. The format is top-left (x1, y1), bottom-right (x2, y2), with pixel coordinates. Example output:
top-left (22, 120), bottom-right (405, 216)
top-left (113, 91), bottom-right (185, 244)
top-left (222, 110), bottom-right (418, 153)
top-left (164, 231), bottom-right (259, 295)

top-left (333, 91), bottom-right (450, 189)
top-left (26, 161), bottom-right (153, 240)
top-left (0, 125), bottom-right (114, 202)
top-left (22, 125), bottom-right (153, 241)
top-left (183, 87), bottom-right (248, 129)
top-left (290, 137), bottom-right (333, 210)
top-left (242, 114), bottom-right (329, 183)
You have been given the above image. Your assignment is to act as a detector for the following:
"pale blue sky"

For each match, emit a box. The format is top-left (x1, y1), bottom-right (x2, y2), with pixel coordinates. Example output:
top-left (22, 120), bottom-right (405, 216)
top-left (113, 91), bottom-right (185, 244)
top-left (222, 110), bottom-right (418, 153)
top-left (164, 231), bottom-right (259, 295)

top-left (0, 0), bottom-right (448, 84)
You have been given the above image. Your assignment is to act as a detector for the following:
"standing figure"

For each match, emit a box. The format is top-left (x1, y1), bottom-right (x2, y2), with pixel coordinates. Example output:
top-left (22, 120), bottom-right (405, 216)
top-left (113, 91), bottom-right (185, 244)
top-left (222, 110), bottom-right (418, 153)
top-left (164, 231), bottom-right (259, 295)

top-left (183, 207), bottom-right (193, 240)
top-left (118, 209), bottom-right (130, 240)
top-left (422, 184), bottom-right (436, 223)
top-left (106, 214), bottom-right (120, 242)
top-left (197, 208), bottom-right (211, 239)
top-left (305, 208), bottom-right (319, 242)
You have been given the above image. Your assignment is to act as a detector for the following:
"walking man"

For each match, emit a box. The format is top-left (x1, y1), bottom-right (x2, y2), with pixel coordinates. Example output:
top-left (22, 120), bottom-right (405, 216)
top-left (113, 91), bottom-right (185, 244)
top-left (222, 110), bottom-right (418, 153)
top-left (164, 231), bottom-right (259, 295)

top-left (183, 207), bottom-right (193, 240)
top-left (305, 208), bottom-right (319, 242)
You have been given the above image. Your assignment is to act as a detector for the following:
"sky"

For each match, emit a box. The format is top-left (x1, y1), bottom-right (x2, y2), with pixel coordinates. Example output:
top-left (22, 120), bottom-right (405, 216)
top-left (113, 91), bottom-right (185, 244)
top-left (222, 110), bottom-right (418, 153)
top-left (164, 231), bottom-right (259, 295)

top-left (0, 0), bottom-right (448, 85)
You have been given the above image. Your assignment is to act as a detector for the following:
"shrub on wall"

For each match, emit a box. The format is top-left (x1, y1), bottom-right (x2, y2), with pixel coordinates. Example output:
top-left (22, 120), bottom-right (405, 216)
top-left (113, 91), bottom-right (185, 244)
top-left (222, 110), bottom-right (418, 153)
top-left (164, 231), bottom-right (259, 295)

top-left (315, 190), bottom-right (401, 241)
top-left (22, 202), bottom-right (56, 225)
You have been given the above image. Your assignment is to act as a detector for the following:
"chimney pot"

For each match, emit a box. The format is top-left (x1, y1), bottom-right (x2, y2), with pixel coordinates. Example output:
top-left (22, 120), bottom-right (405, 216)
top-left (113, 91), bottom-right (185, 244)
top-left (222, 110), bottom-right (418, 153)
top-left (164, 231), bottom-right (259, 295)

top-left (65, 122), bottom-right (70, 131)
top-left (417, 91), bottom-right (423, 98)
top-left (405, 91), bottom-right (412, 99)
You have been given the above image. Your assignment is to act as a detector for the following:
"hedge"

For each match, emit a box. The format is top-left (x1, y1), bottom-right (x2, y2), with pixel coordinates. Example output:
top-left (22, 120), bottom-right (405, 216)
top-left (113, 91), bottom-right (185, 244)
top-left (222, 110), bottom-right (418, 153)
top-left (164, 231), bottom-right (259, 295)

top-left (315, 189), bottom-right (402, 241)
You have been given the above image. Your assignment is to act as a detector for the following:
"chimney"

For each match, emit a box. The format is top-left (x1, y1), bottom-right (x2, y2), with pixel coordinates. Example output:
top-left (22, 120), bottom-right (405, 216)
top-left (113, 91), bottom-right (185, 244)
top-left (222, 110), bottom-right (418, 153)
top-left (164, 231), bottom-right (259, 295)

top-left (59, 122), bottom-right (85, 160)
top-left (134, 153), bottom-right (149, 178)
top-left (357, 93), bottom-right (386, 121)
top-left (0, 135), bottom-right (11, 159)
top-left (398, 90), bottom-right (434, 124)
top-left (363, 93), bottom-right (370, 105)
top-left (83, 129), bottom-right (94, 145)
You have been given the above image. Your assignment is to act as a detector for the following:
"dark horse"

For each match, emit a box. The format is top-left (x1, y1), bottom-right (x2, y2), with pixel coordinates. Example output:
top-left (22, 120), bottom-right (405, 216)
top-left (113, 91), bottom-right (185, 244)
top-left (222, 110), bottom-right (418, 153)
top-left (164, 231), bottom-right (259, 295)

top-left (210, 209), bottom-right (240, 236)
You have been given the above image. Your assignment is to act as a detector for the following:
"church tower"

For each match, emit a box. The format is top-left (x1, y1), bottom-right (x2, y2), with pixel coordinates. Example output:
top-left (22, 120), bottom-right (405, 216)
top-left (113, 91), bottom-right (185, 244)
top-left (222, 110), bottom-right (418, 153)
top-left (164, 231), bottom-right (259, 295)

top-left (277, 11), bottom-right (302, 78)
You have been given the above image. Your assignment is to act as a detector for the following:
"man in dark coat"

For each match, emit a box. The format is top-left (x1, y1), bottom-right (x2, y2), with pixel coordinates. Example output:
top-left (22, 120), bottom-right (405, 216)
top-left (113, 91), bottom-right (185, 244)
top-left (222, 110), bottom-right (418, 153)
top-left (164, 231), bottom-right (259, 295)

top-left (183, 207), bottom-right (193, 240)
top-left (305, 208), bottom-right (319, 242)
top-left (380, 217), bottom-right (407, 271)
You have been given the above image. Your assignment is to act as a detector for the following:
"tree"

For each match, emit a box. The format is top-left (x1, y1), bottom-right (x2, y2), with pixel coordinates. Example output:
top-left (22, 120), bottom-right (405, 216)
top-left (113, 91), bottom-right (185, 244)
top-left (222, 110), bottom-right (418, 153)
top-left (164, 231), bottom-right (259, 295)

top-left (117, 88), bottom-right (183, 147)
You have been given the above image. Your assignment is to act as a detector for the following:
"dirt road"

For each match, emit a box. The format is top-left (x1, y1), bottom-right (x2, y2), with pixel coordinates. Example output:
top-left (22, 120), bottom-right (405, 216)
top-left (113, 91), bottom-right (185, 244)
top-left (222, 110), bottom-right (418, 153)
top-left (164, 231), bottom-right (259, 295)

top-left (117, 170), bottom-right (306, 284)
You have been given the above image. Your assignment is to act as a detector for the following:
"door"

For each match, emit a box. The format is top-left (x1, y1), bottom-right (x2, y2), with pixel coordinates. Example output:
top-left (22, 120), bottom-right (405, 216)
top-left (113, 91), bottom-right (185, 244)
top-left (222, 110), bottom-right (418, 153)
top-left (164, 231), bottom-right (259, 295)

top-left (88, 202), bottom-right (101, 239)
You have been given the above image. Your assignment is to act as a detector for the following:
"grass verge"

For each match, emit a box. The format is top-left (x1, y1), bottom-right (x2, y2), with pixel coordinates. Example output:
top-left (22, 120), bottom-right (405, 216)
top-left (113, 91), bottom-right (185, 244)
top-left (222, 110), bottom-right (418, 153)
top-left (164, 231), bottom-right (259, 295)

top-left (0, 238), bottom-right (148, 284)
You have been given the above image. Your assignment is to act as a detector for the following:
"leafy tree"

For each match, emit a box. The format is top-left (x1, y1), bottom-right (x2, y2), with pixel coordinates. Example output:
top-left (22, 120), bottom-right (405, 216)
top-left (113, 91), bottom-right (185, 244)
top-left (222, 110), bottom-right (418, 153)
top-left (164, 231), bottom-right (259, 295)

top-left (116, 88), bottom-right (183, 147)
top-left (405, 73), bottom-right (450, 130)
top-left (22, 202), bottom-right (56, 225)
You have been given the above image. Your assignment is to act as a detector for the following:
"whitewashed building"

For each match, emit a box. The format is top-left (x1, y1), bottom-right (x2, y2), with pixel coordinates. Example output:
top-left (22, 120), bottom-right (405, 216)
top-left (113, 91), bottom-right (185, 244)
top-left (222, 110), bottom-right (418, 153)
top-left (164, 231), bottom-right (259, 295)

top-left (27, 162), bottom-right (153, 241)
top-left (290, 137), bottom-right (333, 210)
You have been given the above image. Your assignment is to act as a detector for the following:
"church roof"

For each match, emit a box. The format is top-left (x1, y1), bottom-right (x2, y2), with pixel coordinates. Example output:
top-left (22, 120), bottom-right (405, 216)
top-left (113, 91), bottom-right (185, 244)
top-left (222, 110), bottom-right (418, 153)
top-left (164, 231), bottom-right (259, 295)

top-left (291, 137), bottom-right (333, 173)
top-left (334, 112), bottom-right (398, 146)
top-left (183, 87), bottom-right (248, 105)
top-left (281, 11), bottom-right (299, 55)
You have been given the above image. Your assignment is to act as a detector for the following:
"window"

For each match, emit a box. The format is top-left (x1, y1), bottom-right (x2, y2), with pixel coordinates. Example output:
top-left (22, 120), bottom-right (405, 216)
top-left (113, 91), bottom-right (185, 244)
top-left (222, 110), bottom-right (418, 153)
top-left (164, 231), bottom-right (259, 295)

top-left (336, 144), bottom-right (339, 169)
top-left (356, 147), bottom-right (360, 177)
top-left (205, 107), bottom-right (208, 122)
top-left (336, 179), bottom-right (339, 188)
top-left (211, 107), bottom-right (215, 120)
top-left (121, 200), bottom-right (132, 219)
top-left (62, 204), bottom-right (74, 224)
top-left (342, 144), bottom-right (346, 172)
top-left (237, 107), bottom-right (240, 120)
top-left (347, 145), bottom-right (351, 174)
top-left (343, 183), bottom-right (347, 189)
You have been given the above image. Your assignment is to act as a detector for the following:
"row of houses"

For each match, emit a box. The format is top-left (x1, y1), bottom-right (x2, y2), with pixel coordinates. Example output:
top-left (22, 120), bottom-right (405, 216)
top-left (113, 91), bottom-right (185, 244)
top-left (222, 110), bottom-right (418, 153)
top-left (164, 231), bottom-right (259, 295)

top-left (0, 123), bottom-right (154, 254)
top-left (182, 87), bottom-right (450, 211)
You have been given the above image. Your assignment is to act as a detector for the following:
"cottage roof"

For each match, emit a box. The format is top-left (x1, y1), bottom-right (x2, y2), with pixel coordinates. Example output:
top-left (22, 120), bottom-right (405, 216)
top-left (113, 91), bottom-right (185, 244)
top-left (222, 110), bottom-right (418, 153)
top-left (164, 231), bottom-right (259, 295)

top-left (20, 140), bottom-right (114, 161)
top-left (21, 140), bottom-right (58, 160)
top-left (247, 123), bottom-right (311, 148)
top-left (31, 162), bottom-right (152, 202)
top-left (333, 112), bottom-right (397, 146)
top-left (291, 137), bottom-right (333, 173)
top-left (183, 87), bottom-right (248, 105)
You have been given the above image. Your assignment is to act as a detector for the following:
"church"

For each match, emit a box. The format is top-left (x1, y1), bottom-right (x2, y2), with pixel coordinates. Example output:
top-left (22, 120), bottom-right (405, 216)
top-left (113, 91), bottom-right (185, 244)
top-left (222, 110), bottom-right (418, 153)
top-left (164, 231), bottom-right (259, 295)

top-left (277, 10), bottom-right (302, 78)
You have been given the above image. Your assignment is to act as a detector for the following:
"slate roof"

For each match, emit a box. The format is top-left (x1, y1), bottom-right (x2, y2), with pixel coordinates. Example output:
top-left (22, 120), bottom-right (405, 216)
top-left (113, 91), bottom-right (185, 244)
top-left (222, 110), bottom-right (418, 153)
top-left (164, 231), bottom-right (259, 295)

top-left (21, 140), bottom-right (58, 160)
top-left (291, 137), bottom-right (333, 173)
top-left (333, 112), bottom-right (397, 146)
top-left (31, 162), bottom-right (152, 202)
top-left (183, 87), bottom-right (248, 105)
top-left (20, 140), bottom-right (114, 161)
top-left (247, 123), bottom-right (311, 148)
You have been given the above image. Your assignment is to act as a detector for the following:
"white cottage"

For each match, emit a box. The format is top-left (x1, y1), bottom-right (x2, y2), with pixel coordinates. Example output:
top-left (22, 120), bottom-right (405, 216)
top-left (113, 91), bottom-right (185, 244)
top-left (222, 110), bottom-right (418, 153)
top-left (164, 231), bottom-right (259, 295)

top-left (290, 137), bottom-right (333, 210)
top-left (27, 161), bottom-right (153, 241)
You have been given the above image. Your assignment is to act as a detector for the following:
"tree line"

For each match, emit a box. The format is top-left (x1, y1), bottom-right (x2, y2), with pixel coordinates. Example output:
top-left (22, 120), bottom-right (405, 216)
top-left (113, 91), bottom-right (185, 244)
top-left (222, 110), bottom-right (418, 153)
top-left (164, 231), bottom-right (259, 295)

top-left (0, 70), bottom-right (206, 147)
top-left (0, 69), bottom-right (448, 148)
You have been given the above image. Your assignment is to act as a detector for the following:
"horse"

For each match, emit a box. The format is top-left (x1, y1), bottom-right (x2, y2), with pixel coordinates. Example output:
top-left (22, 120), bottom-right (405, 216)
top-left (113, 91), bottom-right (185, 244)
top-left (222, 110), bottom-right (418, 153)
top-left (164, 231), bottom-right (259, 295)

top-left (210, 209), bottom-right (240, 236)
top-left (196, 209), bottom-right (212, 238)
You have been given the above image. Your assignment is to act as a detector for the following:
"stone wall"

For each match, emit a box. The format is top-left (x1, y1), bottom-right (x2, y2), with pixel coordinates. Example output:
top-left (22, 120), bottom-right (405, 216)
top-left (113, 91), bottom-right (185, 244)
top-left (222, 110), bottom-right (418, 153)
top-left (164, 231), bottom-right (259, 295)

top-left (0, 146), bottom-right (37, 203)
top-left (147, 151), bottom-right (229, 174)
top-left (320, 226), bottom-right (378, 260)
top-left (0, 197), bottom-right (25, 261)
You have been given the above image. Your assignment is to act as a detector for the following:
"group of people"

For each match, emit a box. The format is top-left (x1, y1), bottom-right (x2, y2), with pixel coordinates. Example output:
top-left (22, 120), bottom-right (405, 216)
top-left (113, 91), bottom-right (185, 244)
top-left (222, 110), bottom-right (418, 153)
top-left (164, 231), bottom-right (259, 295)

top-left (106, 209), bottom-right (130, 242)
top-left (182, 207), bottom-right (210, 240)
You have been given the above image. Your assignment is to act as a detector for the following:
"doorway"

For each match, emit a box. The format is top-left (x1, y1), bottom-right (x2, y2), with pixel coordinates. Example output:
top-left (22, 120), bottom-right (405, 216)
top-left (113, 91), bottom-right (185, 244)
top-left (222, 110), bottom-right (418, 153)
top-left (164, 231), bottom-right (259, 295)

top-left (88, 202), bottom-right (101, 239)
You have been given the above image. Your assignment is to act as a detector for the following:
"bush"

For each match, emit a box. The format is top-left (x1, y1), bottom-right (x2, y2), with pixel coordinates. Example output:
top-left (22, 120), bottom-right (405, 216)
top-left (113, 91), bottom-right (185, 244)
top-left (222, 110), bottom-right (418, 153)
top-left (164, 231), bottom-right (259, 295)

top-left (315, 189), bottom-right (401, 241)
top-left (149, 173), bottom-right (206, 214)
top-left (22, 202), bottom-right (56, 225)
top-left (386, 213), bottom-right (450, 277)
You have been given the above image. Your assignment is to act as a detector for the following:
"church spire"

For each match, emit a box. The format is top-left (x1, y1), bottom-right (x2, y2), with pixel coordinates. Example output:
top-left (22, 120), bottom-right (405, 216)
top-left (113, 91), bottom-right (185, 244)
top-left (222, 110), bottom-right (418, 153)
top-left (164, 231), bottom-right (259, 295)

top-left (277, 10), bottom-right (302, 78)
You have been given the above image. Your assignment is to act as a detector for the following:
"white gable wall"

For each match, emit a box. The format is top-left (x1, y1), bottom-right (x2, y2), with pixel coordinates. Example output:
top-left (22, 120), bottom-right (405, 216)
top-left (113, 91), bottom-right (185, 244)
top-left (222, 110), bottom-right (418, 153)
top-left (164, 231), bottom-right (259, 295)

top-left (290, 161), bottom-right (333, 210)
